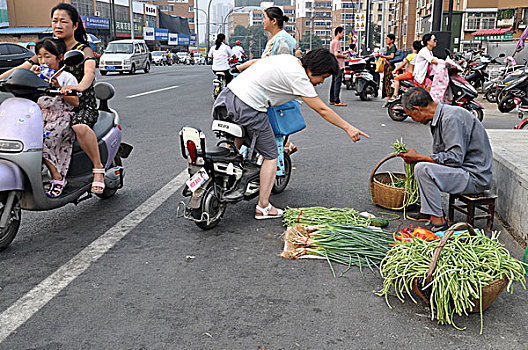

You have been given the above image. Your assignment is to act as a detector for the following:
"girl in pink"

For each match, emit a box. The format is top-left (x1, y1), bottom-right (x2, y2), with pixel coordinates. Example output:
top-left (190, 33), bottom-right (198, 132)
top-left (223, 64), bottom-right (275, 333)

top-left (31, 38), bottom-right (79, 197)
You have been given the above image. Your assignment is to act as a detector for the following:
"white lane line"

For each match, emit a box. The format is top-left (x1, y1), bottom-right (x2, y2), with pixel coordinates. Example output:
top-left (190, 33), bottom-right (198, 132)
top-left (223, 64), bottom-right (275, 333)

top-left (0, 169), bottom-right (188, 344)
top-left (126, 85), bottom-right (179, 99)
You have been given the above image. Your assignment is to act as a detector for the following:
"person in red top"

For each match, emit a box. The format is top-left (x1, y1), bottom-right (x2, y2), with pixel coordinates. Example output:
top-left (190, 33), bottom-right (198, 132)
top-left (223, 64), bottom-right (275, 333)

top-left (329, 27), bottom-right (347, 106)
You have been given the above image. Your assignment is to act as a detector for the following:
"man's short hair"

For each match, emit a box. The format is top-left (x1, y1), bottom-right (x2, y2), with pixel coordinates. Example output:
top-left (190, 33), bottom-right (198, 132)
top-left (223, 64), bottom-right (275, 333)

top-left (335, 26), bottom-right (344, 36)
top-left (401, 87), bottom-right (433, 111)
top-left (300, 48), bottom-right (339, 76)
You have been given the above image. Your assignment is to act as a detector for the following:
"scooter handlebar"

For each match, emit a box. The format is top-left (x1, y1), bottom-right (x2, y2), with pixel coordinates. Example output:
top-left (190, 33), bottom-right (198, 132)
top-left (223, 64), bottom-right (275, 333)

top-left (42, 88), bottom-right (79, 97)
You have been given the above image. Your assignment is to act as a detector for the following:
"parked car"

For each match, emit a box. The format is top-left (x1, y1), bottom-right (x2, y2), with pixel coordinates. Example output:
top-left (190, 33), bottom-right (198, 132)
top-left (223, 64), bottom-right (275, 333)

top-left (0, 43), bottom-right (34, 73)
top-left (175, 52), bottom-right (192, 65)
top-left (99, 39), bottom-right (150, 75)
top-left (194, 54), bottom-right (206, 65)
top-left (151, 51), bottom-right (168, 65)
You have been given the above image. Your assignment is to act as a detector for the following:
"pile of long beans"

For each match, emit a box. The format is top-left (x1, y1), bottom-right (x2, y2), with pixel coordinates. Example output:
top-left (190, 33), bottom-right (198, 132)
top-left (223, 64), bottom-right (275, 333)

top-left (377, 231), bottom-right (527, 333)
top-left (282, 224), bottom-right (393, 277)
top-left (283, 207), bottom-right (371, 227)
top-left (391, 139), bottom-right (419, 210)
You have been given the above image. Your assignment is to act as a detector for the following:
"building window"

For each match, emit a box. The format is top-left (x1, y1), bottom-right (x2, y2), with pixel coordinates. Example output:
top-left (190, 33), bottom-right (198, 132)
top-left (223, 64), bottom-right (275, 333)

top-left (341, 13), bottom-right (354, 20)
top-left (306, 21), bottom-right (311, 26)
top-left (378, 3), bottom-right (383, 10)
top-left (71, 0), bottom-right (94, 16)
top-left (342, 2), bottom-right (355, 9)
top-left (314, 21), bottom-right (331, 27)
top-left (465, 12), bottom-right (496, 31)
top-left (305, 30), bottom-right (311, 36)
top-left (189, 6), bottom-right (193, 12)
top-left (253, 21), bottom-right (262, 25)
top-left (189, 17), bottom-right (194, 23)
top-left (378, 14), bottom-right (382, 21)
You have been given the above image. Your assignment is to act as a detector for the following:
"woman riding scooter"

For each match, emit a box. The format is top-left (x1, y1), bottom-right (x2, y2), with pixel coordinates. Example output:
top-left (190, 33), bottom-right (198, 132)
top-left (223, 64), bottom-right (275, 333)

top-left (0, 3), bottom-right (105, 195)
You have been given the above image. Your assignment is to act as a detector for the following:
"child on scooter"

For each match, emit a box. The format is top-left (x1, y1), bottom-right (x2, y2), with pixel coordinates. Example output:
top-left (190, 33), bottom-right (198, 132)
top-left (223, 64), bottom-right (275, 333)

top-left (31, 37), bottom-right (79, 198)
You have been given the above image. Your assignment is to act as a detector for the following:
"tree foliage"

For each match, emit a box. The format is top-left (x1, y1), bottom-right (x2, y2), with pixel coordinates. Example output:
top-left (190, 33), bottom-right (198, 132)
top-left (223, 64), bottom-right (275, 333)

top-left (298, 34), bottom-right (323, 51)
top-left (229, 24), bottom-right (269, 58)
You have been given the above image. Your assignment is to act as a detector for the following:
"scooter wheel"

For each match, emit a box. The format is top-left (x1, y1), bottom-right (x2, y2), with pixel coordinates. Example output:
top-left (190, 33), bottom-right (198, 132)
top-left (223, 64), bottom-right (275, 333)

top-left (346, 82), bottom-right (352, 90)
top-left (498, 94), bottom-right (517, 113)
top-left (359, 91), bottom-right (369, 101)
top-left (272, 153), bottom-right (291, 194)
top-left (387, 100), bottom-right (408, 121)
top-left (0, 193), bottom-right (21, 251)
top-left (484, 87), bottom-right (499, 103)
top-left (469, 108), bottom-right (484, 122)
top-left (195, 185), bottom-right (226, 230)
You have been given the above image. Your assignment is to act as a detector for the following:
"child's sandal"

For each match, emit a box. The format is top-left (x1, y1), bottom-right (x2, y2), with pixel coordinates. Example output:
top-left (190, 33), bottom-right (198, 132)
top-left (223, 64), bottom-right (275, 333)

top-left (46, 178), bottom-right (67, 198)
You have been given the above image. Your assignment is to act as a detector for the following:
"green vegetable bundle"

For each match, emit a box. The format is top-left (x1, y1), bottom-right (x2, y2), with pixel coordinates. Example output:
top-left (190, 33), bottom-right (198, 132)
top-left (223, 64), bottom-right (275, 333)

top-left (283, 207), bottom-right (372, 227)
top-left (391, 138), bottom-right (419, 210)
top-left (377, 230), bottom-right (527, 333)
top-left (282, 223), bottom-right (393, 277)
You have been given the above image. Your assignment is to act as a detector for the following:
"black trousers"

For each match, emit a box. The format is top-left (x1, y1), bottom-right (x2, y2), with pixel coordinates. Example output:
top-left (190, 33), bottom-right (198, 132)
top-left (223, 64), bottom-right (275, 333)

top-left (330, 68), bottom-right (343, 103)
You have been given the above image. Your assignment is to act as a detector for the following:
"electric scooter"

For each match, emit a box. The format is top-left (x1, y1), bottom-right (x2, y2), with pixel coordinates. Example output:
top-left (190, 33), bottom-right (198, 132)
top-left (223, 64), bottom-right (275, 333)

top-left (0, 50), bottom-right (133, 250)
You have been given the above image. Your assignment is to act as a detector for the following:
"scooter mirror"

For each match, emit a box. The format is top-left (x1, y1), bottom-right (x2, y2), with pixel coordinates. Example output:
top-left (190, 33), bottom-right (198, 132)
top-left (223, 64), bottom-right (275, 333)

top-left (499, 53), bottom-right (506, 58)
top-left (64, 50), bottom-right (85, 67)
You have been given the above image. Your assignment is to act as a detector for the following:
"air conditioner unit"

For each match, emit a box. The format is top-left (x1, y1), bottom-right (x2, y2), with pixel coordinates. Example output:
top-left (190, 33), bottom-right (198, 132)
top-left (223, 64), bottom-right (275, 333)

top-left (94, 11), bottom-right (101, 17)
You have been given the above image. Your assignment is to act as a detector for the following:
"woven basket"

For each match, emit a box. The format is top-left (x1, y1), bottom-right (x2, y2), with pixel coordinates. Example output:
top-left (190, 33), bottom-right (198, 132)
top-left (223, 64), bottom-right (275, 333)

top-left (412, 223), bottom-right (508, 313)
top-left (370, 154), bottom-right (408, 210)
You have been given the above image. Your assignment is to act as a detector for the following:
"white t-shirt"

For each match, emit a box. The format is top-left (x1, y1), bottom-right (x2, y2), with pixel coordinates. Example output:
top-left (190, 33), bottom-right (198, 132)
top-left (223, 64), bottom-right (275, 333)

top-left (57, 71), bottom-right (78, 89)
top-left (232, 45), bottom-right (244, 59)
top-left (413, 47), bottom-right (435, 84)
top-left (208, 43), bottom-right (233, 71)
top-left (228, 55), bottom-right (318, 112)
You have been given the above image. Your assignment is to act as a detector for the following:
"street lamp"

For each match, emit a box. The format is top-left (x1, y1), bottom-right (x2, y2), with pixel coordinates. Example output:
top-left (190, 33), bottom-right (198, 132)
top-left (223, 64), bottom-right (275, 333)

top-left (195, 7), bottom-right (208, 47)
top-left (206, 0), bottom-right (214, 52)
top-left (221, 6), bottom-right (245, 38)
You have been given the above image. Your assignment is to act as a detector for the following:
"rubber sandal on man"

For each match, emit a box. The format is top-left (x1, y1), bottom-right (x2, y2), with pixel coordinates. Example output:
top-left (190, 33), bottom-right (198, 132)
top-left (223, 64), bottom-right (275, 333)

top-left (334, 102), bottom-right (347, 106)
top-left (424, 221), bottom-right (448, 233)
top-left (92, 168), bottom-right (106, 195)
top-left (46, 178), bottom-right (67, 198)
top-left (255, 204), bottom-right (283, 220)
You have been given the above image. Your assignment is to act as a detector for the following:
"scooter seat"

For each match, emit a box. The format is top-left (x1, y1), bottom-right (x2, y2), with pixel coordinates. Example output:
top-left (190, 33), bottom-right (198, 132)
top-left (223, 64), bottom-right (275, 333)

top-left (72, 110), bottom-right (114, 153)
top-left (205, 145), bottom-right (232, 157)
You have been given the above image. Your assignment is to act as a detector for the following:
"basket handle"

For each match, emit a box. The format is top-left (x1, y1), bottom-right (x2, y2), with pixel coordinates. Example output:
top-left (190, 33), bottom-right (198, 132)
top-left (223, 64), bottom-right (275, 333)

top-left (369, 154), bottom-right (400, 186)
top-left (424, 222), bottom-right (478, 285)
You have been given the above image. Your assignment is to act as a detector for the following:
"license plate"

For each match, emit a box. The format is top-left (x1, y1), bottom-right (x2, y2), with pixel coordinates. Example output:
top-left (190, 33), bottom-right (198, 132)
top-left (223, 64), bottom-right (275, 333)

top-left (106, 66), bottom-right (116, 70)
top-left (186, 168), bottom-right (209, 192)
top-left (344, 74), bottom-right (352, 79)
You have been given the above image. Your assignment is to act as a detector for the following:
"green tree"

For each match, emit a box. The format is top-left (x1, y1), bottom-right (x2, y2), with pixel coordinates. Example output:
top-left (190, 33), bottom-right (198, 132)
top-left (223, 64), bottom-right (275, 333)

top-left (368, 23), bottom-right (382, 49)
top-left (228, 24), bottom-right (268, 58)
top-left (299, 34), bottom-right (323, 51)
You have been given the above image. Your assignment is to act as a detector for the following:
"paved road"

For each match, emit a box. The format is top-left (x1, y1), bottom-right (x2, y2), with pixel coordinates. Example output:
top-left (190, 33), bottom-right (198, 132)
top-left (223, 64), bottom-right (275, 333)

top-left (0, 65), bottom-right (526, 349)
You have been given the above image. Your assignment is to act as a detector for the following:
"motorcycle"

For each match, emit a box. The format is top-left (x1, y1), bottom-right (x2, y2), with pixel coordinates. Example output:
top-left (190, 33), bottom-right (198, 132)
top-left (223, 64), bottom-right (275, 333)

top-left (178, 121), bottom-right (292, 230)
top-left (350, 55), bottom-right (379, 101)
top-left (464, 56), bottom-right (491, 92)
top-left (0, 50), bottom-right (133, 250)
top-left (387, 57), bottom-right (484, 122)
top-left (513, 97), bottom-right (528, 129)
top-left (497, 65), bottom-right (528, 113)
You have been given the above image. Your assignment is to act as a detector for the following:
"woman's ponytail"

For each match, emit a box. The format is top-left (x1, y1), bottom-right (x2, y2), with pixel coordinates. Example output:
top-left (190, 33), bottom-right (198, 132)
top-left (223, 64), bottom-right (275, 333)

top-left (215, 33), bottom-right (225, 50)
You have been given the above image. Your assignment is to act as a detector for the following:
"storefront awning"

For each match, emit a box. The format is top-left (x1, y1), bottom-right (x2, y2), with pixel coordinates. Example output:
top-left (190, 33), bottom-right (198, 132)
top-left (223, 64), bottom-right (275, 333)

top-left (0, 27), bottom-right (53, 35)
top-left (471, 28), bottom-right (511, 36)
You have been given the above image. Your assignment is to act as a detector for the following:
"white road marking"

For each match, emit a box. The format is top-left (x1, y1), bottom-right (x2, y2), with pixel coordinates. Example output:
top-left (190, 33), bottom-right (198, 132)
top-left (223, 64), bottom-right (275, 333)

top-left (126, 85), bottom-right (179, 99)
top-left (0, 169), bottom-right (189, 343)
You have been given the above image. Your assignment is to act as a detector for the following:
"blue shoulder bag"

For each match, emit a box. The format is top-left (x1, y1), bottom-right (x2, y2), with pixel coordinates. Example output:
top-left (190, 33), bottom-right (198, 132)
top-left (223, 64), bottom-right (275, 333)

top-left (267, 100), bottom-right (306, 136)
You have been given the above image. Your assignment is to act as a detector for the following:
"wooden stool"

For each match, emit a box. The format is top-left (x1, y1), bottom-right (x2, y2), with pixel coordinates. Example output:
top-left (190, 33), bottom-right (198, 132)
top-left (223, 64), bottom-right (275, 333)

top-left (448, 193), bottom-right (497, 231)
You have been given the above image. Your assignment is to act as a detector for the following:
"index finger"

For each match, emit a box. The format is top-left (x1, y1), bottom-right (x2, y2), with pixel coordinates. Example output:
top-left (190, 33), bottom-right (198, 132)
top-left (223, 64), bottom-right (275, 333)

top-left (359, 131), bottom-right (370, 138)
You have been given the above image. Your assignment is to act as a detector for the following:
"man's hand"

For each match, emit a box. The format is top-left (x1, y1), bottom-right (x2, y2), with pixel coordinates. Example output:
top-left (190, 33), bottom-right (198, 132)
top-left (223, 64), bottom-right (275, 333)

top-left (346, 126), bottom-right (369, 142)
top-left (398, 148), bottom-right (423, 163)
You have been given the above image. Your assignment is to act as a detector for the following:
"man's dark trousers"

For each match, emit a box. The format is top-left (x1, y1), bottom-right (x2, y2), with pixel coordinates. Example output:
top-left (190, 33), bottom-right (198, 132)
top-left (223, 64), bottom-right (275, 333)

top-left (330, 69), bottom-right (343, 103)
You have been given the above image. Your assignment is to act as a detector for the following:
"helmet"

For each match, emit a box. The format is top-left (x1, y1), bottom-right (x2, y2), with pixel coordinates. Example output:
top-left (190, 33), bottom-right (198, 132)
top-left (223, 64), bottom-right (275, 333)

top-left (236, 40), bottom-right (241, 45)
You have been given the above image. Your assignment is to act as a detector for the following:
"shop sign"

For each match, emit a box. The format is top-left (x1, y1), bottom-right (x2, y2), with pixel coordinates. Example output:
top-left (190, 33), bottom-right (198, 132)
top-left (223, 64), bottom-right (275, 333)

top-left (177, 34), bottom-right (190, 45)
top-left (473, 33), bottom-right (513, 41)
top-left (143, 27), bottom-right (155, 40)
top-left (0, 0), bottom-right (8, 28)
top-left (154, 28), bottom-right (169, 41)
top-left (190, 34), bottom-right (197, 46)
top-left (145, 4), bottom-right (157, 17)
top-left (168, 33), bottom-right (178, 45)
top-left (82, 16), bottom-right (110, 29)
top-left (116, 21), bottom-right (143, 37)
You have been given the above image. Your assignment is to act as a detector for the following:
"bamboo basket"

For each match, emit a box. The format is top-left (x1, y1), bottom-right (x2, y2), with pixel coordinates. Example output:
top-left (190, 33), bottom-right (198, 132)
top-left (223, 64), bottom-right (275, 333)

top-left (412, 223), bottom-right (508, 313)
top-left (370, 154), bottom-right (409, 210)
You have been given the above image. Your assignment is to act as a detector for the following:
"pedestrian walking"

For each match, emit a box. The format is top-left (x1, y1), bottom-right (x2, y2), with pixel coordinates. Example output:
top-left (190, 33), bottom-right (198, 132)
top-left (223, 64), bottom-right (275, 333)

top-left (329, 27), bottom-right (347, 106)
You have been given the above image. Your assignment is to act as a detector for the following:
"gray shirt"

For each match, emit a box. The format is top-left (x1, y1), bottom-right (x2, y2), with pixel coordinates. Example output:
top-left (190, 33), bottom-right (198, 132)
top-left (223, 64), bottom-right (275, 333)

top-left (430, 103), bottom-right (493, 190)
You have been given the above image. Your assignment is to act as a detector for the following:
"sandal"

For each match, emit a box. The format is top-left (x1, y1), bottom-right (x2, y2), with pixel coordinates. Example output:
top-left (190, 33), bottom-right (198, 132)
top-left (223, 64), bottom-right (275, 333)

top-left (92, 168), bottom-right (106, 195)
top-left (46, 178), bottom-right (67, 198)
top-left (284, 141), bottom-right (298, 155)
top-left (255, 203), bottom-right (284, 220)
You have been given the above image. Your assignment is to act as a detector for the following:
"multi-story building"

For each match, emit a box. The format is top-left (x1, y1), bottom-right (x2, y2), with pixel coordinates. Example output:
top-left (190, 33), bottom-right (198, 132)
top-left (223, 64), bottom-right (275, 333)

top-left (147, 0), bottom-right (195, 32)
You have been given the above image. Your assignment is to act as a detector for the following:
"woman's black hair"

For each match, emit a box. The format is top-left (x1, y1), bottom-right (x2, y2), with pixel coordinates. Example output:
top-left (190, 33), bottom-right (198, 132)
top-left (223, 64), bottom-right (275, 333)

top-left (264, 7), bottom-right (289, 29)
top-left (422, 33), bottom-right (434, 47)
top-left (300, 48), bottom-right (339, 76)
top-left (387, 34), bottom-right (396, 42)
top-left (35, 37), bottom-right (67, 67)
top-left (412, 40), bottom-right (423, 51)
top-left (51, 3), bottom-right (88, 44)
top-left (215, 33), bottom-right (225, 50)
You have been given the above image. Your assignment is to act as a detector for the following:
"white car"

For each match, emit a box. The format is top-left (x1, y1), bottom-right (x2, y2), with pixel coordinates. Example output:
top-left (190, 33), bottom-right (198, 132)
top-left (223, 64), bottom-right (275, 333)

top-left (194, 54), bottom-right (205, 65)
top-left (175, 52), bottom-right (191, 65)
top-left (151, 51), bottom-right (167, 65)
top-left (99, 39), bottom-right (150, 75)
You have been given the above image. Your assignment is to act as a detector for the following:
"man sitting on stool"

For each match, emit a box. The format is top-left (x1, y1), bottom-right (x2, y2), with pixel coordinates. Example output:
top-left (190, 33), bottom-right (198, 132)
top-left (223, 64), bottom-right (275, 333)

top-left (398, 87), bottom-right (493, 232)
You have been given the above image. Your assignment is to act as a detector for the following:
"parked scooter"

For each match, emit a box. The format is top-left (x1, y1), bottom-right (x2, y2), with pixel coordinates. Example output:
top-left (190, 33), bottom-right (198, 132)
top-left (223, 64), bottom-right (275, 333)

top-left (342, 59), bottom-right (356, 90)
top-left (497, 64), bottom-right (528, 113)
top-left (387, 56), bottom-right (484, 122)
top-left (512, 97), bottom-right (528, 129)
top-left (0, 50), bottom-right (133, 250)
top-left (349, 55), bottom-right (379, 101)
top-left (178, 121), bottom-right (291, 230)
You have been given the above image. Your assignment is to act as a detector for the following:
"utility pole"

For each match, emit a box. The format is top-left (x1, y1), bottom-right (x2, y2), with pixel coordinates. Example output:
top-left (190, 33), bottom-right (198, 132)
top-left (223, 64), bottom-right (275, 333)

top-left (111, 0), bottom-right (117, 40)
top-left (207, 0), bottom-right (214, 50)
top-left (129, 0), bottom-right (134, 39)
top-left (364, 0), bottom-right (371, 54)
top-left (431, 0), bottom-right (442, 31)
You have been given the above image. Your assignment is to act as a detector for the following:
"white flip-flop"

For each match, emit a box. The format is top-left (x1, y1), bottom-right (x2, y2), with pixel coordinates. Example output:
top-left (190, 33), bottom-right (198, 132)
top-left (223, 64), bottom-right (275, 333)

top-left (255, 203), bottom-right (284, 220)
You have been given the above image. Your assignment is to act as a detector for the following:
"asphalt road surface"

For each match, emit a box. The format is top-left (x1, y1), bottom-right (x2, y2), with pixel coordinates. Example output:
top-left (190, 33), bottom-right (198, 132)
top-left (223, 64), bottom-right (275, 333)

top-left (0, 64), bottom-right (526, 349)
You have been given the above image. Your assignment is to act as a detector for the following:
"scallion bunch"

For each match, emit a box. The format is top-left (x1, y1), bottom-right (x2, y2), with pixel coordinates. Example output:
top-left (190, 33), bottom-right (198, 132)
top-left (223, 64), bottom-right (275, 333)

top-left (391, 138), bottom-right (419, 211)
